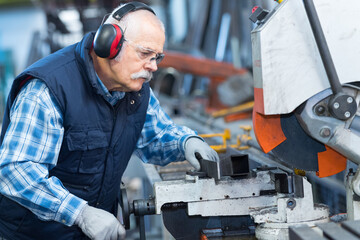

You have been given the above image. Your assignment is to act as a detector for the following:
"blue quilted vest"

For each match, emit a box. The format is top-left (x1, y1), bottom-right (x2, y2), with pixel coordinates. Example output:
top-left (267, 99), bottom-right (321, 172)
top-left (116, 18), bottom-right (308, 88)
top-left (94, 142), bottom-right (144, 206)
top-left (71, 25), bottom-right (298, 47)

top-left (0, 32), bottom-right (150, 239)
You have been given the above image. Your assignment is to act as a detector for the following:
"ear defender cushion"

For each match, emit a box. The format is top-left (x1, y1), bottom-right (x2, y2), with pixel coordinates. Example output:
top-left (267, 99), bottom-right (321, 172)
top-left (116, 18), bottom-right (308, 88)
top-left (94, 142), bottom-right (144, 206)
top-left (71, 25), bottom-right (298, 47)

top-left (93, 24), bottom-right (124, 59)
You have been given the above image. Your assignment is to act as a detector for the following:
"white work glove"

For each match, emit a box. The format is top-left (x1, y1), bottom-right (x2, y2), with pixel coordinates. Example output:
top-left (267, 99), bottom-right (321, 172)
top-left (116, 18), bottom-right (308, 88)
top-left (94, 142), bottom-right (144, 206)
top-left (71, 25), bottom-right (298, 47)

top-left (184, 137), bottom-right (219, 171)
top-left (75, 204), bottom-right (126, 240)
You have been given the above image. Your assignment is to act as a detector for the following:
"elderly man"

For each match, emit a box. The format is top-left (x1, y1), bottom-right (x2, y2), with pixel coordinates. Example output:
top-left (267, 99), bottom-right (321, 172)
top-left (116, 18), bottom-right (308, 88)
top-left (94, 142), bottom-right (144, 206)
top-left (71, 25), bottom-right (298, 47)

top-left (0, 2), bottom-right (218, 240)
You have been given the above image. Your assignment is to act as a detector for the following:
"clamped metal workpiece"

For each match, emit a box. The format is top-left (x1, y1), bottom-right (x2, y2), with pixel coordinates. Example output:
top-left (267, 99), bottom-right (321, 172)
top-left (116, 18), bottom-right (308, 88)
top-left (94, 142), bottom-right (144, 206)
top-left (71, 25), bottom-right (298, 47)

top-left (191, 152), bottom-right (251, 181)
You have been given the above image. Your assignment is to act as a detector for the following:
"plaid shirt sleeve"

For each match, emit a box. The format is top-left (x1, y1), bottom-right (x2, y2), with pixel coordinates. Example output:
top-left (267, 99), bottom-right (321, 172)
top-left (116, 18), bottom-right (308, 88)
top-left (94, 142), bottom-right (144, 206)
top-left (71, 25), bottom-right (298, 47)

top-left (134, 89), bottom-right (198, 166)
top-left (0, 79), bottom-right (86, 226)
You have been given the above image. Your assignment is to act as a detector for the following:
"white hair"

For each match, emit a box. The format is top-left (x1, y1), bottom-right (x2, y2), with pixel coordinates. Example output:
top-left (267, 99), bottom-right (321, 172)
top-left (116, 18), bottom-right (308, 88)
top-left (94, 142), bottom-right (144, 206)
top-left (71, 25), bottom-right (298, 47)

top-left (104, 4), bottom-right (165, 33)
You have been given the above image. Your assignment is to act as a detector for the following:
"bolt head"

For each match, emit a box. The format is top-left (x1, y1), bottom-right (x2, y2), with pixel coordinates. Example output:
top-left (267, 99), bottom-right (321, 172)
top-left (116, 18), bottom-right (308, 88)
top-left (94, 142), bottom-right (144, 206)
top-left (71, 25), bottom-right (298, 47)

top-left (320, 127), bottom-right (331, 137)
top-left (315, 105), bottom-right (325, 115)
top-left (347, 97), bottom-right (354, 103)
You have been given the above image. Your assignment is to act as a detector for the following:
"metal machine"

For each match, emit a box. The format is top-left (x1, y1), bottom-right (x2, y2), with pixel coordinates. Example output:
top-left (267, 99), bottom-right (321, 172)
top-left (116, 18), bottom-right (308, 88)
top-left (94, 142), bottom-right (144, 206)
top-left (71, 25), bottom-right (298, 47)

top-left (121, 151), bottom-right (331, 240)
top-left (252, 0), bottom-right (360, 220)
top-left (121, 0), bottom-right (360, 239)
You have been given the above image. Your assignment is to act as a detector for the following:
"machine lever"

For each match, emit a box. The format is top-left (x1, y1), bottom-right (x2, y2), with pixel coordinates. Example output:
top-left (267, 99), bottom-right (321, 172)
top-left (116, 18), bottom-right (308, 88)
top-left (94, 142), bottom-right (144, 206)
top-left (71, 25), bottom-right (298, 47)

top-left (303, 0), bottom-right (357, 120)
top-left (303, 0), bottom-right (341, 95)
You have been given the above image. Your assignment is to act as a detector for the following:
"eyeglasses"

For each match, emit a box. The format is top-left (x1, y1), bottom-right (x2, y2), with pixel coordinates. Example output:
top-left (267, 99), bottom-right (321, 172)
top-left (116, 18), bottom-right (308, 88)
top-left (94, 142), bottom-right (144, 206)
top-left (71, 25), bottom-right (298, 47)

top-left (125, 39), bottom-right (165, 65)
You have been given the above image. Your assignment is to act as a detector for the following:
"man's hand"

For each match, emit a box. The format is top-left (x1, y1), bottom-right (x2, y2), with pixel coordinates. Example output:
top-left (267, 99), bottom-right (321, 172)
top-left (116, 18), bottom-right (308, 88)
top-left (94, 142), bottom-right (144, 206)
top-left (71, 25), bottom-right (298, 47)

top-left (184, 137), bottom-right (219, 171)
top-left (75, 204), bottom-right (126, 240)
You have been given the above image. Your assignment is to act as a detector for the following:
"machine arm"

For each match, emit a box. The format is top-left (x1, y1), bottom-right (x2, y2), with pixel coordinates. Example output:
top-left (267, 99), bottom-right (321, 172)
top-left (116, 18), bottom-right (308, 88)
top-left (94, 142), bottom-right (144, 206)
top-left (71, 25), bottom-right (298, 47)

top-left (296, 86), bottom-right (360, 196)
top-left (302, 0), bottom-right (357, 120)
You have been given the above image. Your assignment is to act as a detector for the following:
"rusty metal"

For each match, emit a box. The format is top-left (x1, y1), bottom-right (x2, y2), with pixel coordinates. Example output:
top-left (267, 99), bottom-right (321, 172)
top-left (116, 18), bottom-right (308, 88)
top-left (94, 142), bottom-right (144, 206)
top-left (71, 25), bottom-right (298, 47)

top-left (158, 51), bottom-right (248, 111)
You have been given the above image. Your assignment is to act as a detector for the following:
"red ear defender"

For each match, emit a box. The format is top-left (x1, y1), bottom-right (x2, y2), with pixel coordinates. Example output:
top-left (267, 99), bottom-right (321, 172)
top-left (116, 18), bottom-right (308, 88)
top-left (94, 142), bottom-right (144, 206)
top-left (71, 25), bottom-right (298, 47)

top-left (93, 2), bottom-right (155, 59)
top-left (109, 24), bottom-right (124, 59)
top-left (93, 24), bottom-right (124, 59)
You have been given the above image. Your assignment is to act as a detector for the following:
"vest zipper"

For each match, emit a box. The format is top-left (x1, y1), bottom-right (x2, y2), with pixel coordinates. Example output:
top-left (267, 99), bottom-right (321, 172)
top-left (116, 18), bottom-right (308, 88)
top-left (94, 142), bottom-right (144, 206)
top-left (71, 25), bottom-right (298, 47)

top-left (95, 105), bottom-right (117, 206)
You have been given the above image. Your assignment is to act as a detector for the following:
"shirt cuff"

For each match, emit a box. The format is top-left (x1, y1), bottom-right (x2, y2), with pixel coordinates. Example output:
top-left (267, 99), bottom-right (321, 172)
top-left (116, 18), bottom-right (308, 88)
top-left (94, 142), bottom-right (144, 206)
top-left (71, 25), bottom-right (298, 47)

top-left (54, 193), bottom-right (87, 226)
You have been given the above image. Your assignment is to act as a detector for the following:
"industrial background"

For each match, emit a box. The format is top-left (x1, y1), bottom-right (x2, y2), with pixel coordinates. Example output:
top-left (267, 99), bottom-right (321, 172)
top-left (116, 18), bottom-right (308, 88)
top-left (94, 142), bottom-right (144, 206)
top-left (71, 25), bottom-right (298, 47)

top-left (0, 0), bottom-right (360, 239)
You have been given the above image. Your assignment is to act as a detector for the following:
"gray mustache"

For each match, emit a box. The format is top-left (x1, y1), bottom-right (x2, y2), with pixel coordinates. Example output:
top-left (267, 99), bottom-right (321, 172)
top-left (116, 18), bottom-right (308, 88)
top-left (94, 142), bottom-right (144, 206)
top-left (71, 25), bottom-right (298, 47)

top-left (131, 71), bottom-right (153, 82)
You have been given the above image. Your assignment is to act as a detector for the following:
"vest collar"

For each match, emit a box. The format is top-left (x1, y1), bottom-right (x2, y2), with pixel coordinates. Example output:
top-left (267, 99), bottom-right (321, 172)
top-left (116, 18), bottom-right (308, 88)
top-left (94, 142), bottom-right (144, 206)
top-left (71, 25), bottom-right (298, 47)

top-left (75, 32), bottom-right (105, 96)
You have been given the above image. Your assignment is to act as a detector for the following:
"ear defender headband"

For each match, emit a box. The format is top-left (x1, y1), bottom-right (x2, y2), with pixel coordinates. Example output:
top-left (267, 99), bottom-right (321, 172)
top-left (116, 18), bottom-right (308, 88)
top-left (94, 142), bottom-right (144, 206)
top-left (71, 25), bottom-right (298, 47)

top-left (93, 2), bottom-right (156, 59)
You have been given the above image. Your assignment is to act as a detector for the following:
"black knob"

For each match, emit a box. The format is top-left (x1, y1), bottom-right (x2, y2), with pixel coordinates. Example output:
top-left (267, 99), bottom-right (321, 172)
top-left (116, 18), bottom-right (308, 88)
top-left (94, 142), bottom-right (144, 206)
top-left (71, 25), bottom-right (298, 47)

top-left (249, 6), bottom-right (269, 23)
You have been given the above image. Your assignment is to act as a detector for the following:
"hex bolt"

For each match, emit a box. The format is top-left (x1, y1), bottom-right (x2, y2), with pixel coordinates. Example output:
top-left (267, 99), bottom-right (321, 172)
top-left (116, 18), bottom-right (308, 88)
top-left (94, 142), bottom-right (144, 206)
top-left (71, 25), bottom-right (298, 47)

top-left (333, 102), bottom-right (340, 109)
top-left (315, 105), bottom-right (325, 115)
top-left (320, 127), bottom-right (331, 137)
top-left (344, 111), bottom-right (351, 118)
top-left (347, 97), bottom-right (354, 103)
top-left (287, 198), bottom-right (296, 209)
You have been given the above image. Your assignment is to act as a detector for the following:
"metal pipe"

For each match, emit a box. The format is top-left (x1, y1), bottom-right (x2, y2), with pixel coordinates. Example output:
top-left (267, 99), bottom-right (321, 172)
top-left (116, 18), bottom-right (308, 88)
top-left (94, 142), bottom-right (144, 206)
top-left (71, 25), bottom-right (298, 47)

top-left (302, 0), bottom-right (343, 95)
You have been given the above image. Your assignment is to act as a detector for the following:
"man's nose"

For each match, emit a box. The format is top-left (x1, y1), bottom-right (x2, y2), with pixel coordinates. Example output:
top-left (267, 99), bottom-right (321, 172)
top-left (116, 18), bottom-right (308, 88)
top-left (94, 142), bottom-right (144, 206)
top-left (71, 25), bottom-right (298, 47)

top-left (144, 59), bottom-right (158, 72)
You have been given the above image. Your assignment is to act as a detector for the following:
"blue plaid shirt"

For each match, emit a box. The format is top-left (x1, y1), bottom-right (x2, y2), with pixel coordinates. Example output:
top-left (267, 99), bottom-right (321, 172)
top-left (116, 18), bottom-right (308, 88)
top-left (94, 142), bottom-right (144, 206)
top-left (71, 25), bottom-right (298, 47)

top-left (0, 78), bottom-right (196, 226)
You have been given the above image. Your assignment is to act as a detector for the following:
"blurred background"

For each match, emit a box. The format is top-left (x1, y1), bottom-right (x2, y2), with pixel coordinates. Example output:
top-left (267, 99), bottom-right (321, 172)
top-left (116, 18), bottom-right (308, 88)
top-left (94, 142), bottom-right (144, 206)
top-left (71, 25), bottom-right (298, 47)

top-left (0, 0), bottom-right (278, 120)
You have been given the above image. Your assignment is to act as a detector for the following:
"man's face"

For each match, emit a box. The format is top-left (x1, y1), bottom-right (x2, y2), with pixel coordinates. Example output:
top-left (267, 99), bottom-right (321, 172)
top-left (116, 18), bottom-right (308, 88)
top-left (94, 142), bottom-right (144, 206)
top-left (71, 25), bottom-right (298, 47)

top-left (108, 23), bottom-right (165, 92)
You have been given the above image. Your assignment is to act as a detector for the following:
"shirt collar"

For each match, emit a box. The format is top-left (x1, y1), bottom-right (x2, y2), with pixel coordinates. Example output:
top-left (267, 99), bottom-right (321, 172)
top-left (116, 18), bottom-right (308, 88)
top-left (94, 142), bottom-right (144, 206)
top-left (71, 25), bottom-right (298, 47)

top-left (96, 73), bottom-right (125, 105)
